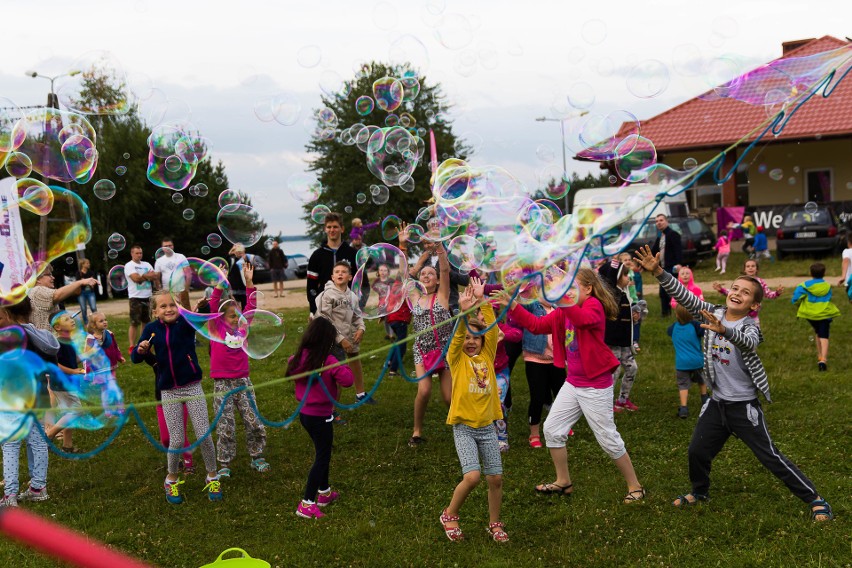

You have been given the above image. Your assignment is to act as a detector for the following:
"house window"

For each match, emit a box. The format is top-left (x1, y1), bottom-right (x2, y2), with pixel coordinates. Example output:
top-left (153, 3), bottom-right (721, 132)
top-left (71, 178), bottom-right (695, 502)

top-left (806, 169), bottom-right (832, 202)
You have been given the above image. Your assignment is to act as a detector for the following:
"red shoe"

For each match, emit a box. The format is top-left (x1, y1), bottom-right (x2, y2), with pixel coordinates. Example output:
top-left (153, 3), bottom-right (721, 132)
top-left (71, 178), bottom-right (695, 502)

top-left (616, 399), bottom-right (639, 412)
top-left (528, 435), bottom-right (543, 448)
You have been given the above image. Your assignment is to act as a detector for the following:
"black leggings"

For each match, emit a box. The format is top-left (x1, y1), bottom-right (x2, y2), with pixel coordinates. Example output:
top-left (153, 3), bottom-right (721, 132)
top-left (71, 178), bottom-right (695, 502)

top-left (525, 361), bottom-right (566, 426)
top-left (503, 341), bottom-right (523, 410)
top-left (300, 413), bottom-right (334, 502)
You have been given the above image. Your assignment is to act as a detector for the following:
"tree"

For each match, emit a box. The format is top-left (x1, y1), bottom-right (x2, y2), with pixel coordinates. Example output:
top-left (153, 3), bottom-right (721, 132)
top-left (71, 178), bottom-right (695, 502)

top-left (303, 61), bottom-right (466, 246)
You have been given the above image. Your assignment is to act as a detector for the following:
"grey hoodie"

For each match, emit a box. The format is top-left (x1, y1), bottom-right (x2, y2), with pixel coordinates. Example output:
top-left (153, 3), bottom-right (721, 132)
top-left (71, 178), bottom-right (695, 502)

top-left (314, 280), bottom-right (366, 349)
top-left (22, 322), bottom-right (60, 359)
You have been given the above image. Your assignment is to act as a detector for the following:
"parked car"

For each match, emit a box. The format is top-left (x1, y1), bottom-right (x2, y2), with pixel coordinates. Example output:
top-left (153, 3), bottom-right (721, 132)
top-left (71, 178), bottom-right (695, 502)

top-left (287, 254), bottom-right (309, 279)
top-left (617, 217), bottom-right (716, 266)
top-left (775, 204), bottom-right (847, 260)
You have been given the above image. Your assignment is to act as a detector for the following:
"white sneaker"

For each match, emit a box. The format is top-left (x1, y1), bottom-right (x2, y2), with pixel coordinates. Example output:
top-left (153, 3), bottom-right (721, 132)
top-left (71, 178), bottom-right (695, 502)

top-left (0, 494), bottom-right (17, 507)
top-left (18, 486), bottom-right (49, 502)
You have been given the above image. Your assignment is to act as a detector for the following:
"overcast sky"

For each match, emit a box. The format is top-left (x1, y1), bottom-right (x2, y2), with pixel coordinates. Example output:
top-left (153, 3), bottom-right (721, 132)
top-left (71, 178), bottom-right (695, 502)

top-left (2, 0), bottom-right (848, 237)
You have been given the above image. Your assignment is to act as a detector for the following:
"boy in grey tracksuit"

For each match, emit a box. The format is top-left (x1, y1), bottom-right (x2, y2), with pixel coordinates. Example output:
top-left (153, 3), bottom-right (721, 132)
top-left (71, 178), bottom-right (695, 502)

top-left (634, 246), bottom-right (833, 522)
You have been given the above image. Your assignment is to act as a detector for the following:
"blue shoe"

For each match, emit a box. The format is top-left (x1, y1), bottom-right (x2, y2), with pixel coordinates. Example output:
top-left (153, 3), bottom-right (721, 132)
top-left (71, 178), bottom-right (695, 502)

top-left (332, 412), bottom-right (348, 426)
top-left (356, 393), bottom-right (378, 405)
top-left (203, 477), bottom-right (223, 501)
top-left (164, 479), bottom-right (185, 505)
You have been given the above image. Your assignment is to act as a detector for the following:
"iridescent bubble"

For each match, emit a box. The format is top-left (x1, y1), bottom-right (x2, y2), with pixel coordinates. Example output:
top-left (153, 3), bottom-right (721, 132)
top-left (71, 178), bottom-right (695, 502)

top-left (626, 60), bottom-right (670, 99)
top-left (366, 126), bottom-right (422, 187)
top-left (381, 215), bottom-right (402, 240)
top-left (201, 246), bottom-right (211, 255)
top-left (356, 193), bottom-right (367, 204)
top-left (218, 189), bottom-right (241, 208)
top-left (405, 223), bottom-right (425, 244)
top-left (241, 310), bottom-right (286, 359)
top-left (108, 265), bottom-right (128, 291)
top-left (399, 113), bottom-right (416, 128)
top-left (351, 244), bottom-right (408, 319)
top-left (93, 179), bottom-right (116, 200)
top-left (0, 98), bottom-right (26, 154)
top-left (769, 168), bottom-right (783, 181)
top-left (385, 114), bottom-right (400, 127)
top-left (311, 204), bottom-right (331, 224)
top-left (434, 13), bottom-right (474, 50)
top-left (65, 256), bottom-right (74, 265)
top-left (356, 96), bottom-right (375, 116)
top-left (217, 204), bottom-right (264, 246)
top-left (56, 51), bottom-right (134, 115)
top-left (287, 173), bottom-right (322, 203)
top-left (147, 150), bottom-right (196, 190)
top-left (108, 233), bottom-right (126, 252)
top-left (344, 205), bottom-right (353, 213)
top-left (567, 82), bottom-right (595, 110)
top-left (581, 19), bottom-right (607, 45)
top-left (172, 192), bottom-right (184, 204)
top-left (318, 70), bottom-right (350, 98)
top-left (60, 134), bottom-right (98, 183)
top-left (123, 153), bottom-right (131, 160)
top-left (143, 222), bottom-right (151, 230)
top-left (182, 208), bottom-right (195, 220)
top-left (372, 185), bottom-right (390, 205)
top-left (16, 108), bottom-right (98, 183)
top-left (578, 111), bottom-right (640, 159)
top-left (207, 233), bottom-right (223, 248)
top-left (614, 135), bottom-right (657, 182)
top-left (107, 249), bottom-right (118, 260)
top-left (400, 73), bottom-right (422, 101)
top-left (297, 45), bottom-right (322, 68)
top-left (372, 77), bottom-right (404, 112)
top-left (804, 201), bottom-right (818, 214)
top-left (404, 278), bottom-right (426, 308)
top-left (196, 183), bottom-right (209, 197)
top-left (683, 157), bottom-right (698, 170)
top-left (388, 35), bottom-right (431, 74)
top-left (608, 175), bottom-right (618, 185)
top-left (787, 177), bottom-right (797, 186)
top-left (447, 235), bottom-right (485, 271)
top-left (0, 349), bottom-right (41, 441)
top-left (271, 92), bottom-right (301, 126)
top-left (164, 155), bottom-right (183, 172)
top-left (115, 166), bottom-right (127, 176)
top-left (5, 152), bottom-right (32, 178)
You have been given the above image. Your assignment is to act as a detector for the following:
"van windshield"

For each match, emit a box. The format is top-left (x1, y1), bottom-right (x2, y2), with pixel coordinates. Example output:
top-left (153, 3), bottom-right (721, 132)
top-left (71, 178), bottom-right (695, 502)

top-left (783, 209), bottom-right (830, 228)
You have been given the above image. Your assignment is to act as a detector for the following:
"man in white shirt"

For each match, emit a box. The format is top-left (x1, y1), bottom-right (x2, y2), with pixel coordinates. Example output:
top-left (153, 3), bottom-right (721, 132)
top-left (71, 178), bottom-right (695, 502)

top-left (154, 237), bottom-right (191, 309)
top-left (125, 244), bottom-right (159, 349)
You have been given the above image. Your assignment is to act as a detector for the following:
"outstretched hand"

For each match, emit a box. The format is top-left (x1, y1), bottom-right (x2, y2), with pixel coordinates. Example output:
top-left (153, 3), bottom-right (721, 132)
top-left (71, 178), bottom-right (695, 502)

top-left (712, 282), bottom-right (724, 293)
top-left (459, 285), bottom-right (476, 312)
top-left (469, 276), bottom-right (485, 299)
top-left (699, 310), bottom-right (726, 334)
top-left (489, 289), bottom-right (514, 310)
top-left (633, 245), bottom-right (662, 274)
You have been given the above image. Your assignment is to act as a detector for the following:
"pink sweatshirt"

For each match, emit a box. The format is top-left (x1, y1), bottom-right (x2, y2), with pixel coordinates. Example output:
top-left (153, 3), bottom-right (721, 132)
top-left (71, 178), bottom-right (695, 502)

top-left (208, 286), bottom-right (257, 379)
top-left (292, 353), bottom-right (354, 416)
top-left (670, 269), bottom-right (704, 308)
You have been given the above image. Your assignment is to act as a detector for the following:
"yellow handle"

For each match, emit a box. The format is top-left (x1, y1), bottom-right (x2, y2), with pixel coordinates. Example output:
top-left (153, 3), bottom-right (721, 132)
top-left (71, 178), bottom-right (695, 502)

top-left (216, 548), bottom-right (250, 561)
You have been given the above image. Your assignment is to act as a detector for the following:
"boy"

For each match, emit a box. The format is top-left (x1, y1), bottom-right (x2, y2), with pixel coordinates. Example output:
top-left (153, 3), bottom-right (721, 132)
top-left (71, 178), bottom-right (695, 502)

top-left (667, 304), bottom-right (709, 419)
top-left (634, 245), bottom-right (833, 521)
top-left (314, 261), bottom-right (370, 404)
top-left (45, 314), bottom-right (85, 452)
top-left (752, 226), bottom-right (770, 260)
top-left (792, 262), bottom-right (840, 372)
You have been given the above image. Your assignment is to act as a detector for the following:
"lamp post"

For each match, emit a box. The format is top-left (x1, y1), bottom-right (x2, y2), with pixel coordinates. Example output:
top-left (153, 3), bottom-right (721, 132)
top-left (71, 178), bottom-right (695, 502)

top-left (535, 111), bottom-right (589, 213)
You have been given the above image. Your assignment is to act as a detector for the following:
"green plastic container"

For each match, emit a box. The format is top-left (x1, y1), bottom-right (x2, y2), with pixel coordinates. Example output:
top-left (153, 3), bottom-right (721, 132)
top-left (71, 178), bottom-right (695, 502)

top-left (198, 549), bottom-right (271, 568)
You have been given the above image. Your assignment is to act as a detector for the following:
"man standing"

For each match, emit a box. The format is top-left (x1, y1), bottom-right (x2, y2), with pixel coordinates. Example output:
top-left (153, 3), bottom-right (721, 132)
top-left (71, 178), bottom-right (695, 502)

top-left (227, 244), bottom-right (253, 310)
top-left (125, 245), bottom-right (159, 349)
top-left (651, 214), bottom-right (682, 317)
top-left (154, 237), bottom-right (191, 309)
top-left (27, 262), bottom-right (99, 330)
top-left (267, 240), bottom-right (288, 298)
top-left (306, 212), bottom-right (357, 315)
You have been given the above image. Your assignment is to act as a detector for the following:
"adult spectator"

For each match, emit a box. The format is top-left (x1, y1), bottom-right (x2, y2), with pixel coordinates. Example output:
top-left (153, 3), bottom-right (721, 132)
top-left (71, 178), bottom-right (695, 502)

top-left (27, 262), bottom-right (99, 330)
top-left (75, 258), bottom-right (98, 325)
top-left (306, 212), bottom-right (357, 315)
top-left (650, 214), bottom-right (682, 317)
top-left (267, 240), bottom-right (288, 298)
top-left (154, 237), bottom-right (191, 309)
top-left (125, 245), bottom-right (158, 349)
top-left (227, 244), bottom-right (254, 310)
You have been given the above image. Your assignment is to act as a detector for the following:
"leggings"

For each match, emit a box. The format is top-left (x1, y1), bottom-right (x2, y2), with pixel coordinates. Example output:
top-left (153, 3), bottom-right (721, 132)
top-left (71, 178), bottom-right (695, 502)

top-left (525, 361), bottom-right (566, 426)
top-left (160, 382), bottom-right (216, 475)
top-left (388, 322), bottom-right (408, 373)
top-left (156, 403), bottom-right (193, 464)
top-left (300, 413), bottom-right (334, 502)
top-left (2, 424), bottom-right (49, 496)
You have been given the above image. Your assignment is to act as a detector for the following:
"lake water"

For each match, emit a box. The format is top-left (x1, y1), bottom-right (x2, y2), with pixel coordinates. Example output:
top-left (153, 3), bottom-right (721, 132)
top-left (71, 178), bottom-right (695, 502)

top-left (278, 237), bottom-right (314, 258)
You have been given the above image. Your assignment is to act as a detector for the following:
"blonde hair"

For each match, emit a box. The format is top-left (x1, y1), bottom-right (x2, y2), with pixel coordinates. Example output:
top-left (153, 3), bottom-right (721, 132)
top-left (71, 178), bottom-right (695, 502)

top-left (351, 218), bottom-right (363, 227)
top-left (79, 258), bottom-right (91, 271)
top-left (575, 267), bottom-right (618, 320)
top-left (85, 311), bottom-right (106, 334)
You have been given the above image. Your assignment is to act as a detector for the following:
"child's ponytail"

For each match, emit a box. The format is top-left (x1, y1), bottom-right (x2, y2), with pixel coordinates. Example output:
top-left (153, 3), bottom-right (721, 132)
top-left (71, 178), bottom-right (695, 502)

top-left (576, 267), bottom-right (618, 320)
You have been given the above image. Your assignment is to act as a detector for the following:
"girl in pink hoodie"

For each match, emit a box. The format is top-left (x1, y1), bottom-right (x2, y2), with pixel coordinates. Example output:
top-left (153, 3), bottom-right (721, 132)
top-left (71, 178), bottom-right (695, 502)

top-left (208, 263), bottom-right (269, 477)
top-left (670, 267), bottom-right (703, 308)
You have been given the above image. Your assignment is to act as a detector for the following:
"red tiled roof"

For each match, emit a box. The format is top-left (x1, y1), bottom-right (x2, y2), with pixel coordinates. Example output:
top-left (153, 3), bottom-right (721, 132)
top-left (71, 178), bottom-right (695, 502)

top-left (577, 36), bottom-right (852, 156)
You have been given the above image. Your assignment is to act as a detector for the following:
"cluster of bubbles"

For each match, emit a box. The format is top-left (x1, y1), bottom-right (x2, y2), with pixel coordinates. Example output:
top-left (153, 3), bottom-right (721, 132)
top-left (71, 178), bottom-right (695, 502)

top-left (350, 243), bottom-right (413, 319)
top-left (146, 122), bottom-right (210, 190)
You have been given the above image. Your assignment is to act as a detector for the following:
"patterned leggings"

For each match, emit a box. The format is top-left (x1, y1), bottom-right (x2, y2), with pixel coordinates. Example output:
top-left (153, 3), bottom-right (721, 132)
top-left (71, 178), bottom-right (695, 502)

top-left (213, 378), bottom-right (267, 465)
top-left (161, 382), bottom-right (216, 475)
top-left (2, 424), bottom-right (49, 496)
top-left (610, 345), bottom-right (638, 402)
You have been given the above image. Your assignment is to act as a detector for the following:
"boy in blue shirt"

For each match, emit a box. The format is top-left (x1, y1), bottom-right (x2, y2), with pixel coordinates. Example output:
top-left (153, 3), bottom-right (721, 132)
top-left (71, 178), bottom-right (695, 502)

top-left (667, 304), bottom-right (709, 419)
top-left (752, 226), bottom-right (770, 260)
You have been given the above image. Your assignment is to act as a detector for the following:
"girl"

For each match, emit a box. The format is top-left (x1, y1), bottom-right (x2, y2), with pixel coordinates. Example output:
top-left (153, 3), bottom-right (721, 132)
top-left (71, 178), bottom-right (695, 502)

top-left (520, 300), bottom-right (563, 448)
top-left (599, 260), bottom-right (640, 413)
top-left (75, 259), bottom-right (97, 325)
top-left (440, 281), bottom-right (508, 543)
top-left (374, 264), bottom-right (395, 340)
top-left (619, 253), bottom-right (645, 351)
top-left (496, 268), bottom-right (645, 503)
top-left (290, 317), bottom-right (354, 519)
top-left (131, 292), bottom-right (221, 504)
top-left (208, 263), bottom-right (269, 476)
top-left (85, 312), bottom-right (125, 381)
top-left (714, 230), bottom-right (731, 274)
top-left (670, 266), bottom-right (703, 308)
top-left (408, 242), bottom-right (453, 448)
top-left (713, 259), bottom-right (783, 326)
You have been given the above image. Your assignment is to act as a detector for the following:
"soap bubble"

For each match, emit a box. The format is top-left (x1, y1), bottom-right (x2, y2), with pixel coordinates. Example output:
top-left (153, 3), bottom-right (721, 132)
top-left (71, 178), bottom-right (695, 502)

top-left (115, 166), bottom-right (127, 176)
top-left (4, 152), bottom-right (33, 178)
top-left (201, 246), bottom-right (211, 255)
top-left (93, 179), bottom-right (117, 200)
top-left (287, 173), bottom-right (322, 203)
top-left (107, 249), bottom-right (118, 260)
top-left (123, 153), bottom-right (131, 160)
top-left (182, 208), bottom-right (195, 220)
top-left (56, 51), bottom-right (134, 115)
top-left (311, 204), bottom-right (331, 224)
top-left (218, 189), bottom-right (241, 207)
top-left (447, 235), bottom-right (485, 271)
top-left (626, 60), bottom-right (670, 98)
top-left (195, 183), bottom-right (209, 197)
top-left (567, 82), bottom-right (595, 110)
top-left (143, 222), bottom-right (151, 230)
top-left (351, 245), bottom-right (408, 319)
top-left (172, 192), bottom-right (184, 204)
top-left (0, 349), bottom-right (43, 441)
top-left (108, 266), bottom-right (128, 291)
top-left (356, 96), bottom-right (375, 116)
top-left (107, 233), bottom-right (126, 251)
top-left (372, 77), bottom-right (404, 112)
top-left (356, 193), bottom-right (367, 204)
top-left (240, 310), bottom-right (285, 359)
top-left (372, 185), bottom-right (390, 205)
top-left (683, 157), bottom-right (698, 170)
top-left (804, 201), bottom-right (818, 214)
top-left (768, 168), bottom-right (783, 181)
top-left (297, 45), bottom-right (322, 68)
top-left (381, 215), bottom-right (402, 240)
top-left (16, 109), bottom-right (98, 183)
top-left (217, 204), bottom-right (264, 247)
top-left (366, 126), bottom-right (422, 187)
top-left (207, 233), bottom-right (223, 248)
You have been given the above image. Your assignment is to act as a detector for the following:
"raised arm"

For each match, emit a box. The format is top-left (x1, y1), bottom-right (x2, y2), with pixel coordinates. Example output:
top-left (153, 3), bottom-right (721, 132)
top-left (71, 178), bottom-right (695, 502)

top-left (634, 245), bottom-right (716, 320)
top-left (435, 244), bottom-right (451, 310)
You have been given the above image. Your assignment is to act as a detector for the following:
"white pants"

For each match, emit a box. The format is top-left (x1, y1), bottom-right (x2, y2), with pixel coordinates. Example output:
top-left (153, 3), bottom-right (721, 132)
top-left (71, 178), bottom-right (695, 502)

top-left (543, 381), bottom-right (627, 459)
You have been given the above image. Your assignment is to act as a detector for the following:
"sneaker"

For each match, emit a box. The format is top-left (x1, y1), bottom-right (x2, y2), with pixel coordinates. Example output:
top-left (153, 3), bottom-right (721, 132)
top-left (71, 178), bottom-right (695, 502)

top-left (0, 494), bottom-right (17, 507)
top-left (616, 399), bottom-right (639, 412)
top-left (18, 486), bottom-right (49, 502)
top-left (678, 406), bottom-right (689, 419)
top-left (498, 441), bottom-right (510, 453)
top-left (818, 361), bottom-right (827, 372)
top-left (183, 457), bottom-right (195, 475)
top-left (316, 490), bottom-right (340, 507)
top-left (333, 412), bottom-right (348, 426)
top-left (203, 477), bottom-right (223, 502)
top-left (164, 479), bottom-right (185, 505)
top-left (613, 403), bottom-right (624, 413)
top-left (296, 501), bottom-right (325, 519)
top-left (355, 392), bottom-right (378, 405)
top-left (633, 342), bottom-right (641, 352)
top-left (217, 467), bottom-right (231, 478)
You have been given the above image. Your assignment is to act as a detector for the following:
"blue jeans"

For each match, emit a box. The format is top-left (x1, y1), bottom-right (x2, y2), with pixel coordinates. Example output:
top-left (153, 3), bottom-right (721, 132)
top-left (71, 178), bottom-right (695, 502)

top-left (78, 290), bottom-right (97, 324)
top-left (388, 321), bottom-right (408, 372)
top-left (2, 425), bottom-right (49, 496)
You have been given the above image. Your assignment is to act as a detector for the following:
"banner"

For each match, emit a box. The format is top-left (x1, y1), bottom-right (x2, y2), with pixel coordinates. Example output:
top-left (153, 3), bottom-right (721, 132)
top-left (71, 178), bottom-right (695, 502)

top-left (717, 206), bottom-right (745, 239)
top-left (0, 178), bottom-right (30, 296)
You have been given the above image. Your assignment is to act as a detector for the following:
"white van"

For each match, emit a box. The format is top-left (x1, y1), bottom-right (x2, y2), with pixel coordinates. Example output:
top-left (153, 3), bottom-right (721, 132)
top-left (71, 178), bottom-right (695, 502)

top-left (571, 183), bottom-right (689, 223)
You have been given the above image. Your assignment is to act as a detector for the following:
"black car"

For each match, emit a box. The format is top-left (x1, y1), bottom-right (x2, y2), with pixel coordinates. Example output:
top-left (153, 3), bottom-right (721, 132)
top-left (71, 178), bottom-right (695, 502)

top-left (775, 204), bottom-right (847, 260)
top-left (249, 254), bottom-right (309, 284)
top-left (618, 217), bottom-right (715, 266)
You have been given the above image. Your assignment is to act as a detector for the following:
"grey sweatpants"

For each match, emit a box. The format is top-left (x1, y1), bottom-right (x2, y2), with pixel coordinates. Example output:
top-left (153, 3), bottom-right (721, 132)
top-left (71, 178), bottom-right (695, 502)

top-left (610, 345), bottom-right (638, 402)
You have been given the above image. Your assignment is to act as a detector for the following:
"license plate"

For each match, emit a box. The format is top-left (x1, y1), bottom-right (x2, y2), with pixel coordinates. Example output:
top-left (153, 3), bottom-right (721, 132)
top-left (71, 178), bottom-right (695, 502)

top-left (795, 232), bottom-right (816, 238)
top-left (700, 239), bottom-right (711, 245)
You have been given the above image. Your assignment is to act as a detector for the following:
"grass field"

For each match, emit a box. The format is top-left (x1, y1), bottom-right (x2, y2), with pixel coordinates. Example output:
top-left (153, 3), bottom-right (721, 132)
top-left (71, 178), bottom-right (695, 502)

top-left (0, 283), bottom-right (850, 567)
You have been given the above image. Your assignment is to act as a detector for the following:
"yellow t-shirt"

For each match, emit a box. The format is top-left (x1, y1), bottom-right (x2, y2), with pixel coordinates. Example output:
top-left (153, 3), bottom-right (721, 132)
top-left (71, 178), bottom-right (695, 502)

top-left (446, 303), bottom-right (502, 428)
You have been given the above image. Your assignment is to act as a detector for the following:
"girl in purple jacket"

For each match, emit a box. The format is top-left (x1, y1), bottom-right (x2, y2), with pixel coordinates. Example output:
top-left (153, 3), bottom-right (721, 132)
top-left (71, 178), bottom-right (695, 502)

top-left (289, 317), bottom-right (354, 519)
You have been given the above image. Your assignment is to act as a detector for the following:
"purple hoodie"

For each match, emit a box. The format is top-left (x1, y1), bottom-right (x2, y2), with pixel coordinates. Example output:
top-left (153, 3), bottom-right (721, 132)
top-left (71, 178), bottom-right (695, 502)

top-left (208, 286), bottom-right (256, 379)
top-left (292, 353), bottom-right (354, 416)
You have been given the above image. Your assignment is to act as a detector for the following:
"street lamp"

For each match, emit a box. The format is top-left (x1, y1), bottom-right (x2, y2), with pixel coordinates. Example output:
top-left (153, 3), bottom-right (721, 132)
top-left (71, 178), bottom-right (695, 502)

top-left (535, 111), bottom-right (589, 213)
top-left (24, 69), bottom-right (81, 108)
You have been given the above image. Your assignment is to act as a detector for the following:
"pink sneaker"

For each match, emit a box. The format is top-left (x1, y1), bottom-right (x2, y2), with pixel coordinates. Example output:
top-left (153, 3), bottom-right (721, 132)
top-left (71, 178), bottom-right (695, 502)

top-left (616, 400), bottom-right (639, 412)
top-left (316, 490), bottom-right (340, 508)
top-left (296, 502), bottom-right (325, 519)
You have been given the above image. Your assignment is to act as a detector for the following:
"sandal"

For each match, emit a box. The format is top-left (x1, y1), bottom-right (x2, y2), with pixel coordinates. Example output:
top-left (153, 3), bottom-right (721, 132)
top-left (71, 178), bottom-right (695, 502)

top-left (535, 482), bottom-right (573, 496)
top-left (61, 446), bottom-right (79, 454)
top-left (250, 457), bottom-right (271, 473)
top-left (408, 435), bottom-right (426, 448)
top-left (487, 521), bottom-right (509, 543)
top-left (672, 492), bottom-right (708, 507)
top-left (528, 435), bottom-right (542, 448)
top-left (810, 498), bottom-right (833, 522)
top-left (439, 509), bottom-right (464, 542)
top-left (623, 487), bottom-right (646, 504)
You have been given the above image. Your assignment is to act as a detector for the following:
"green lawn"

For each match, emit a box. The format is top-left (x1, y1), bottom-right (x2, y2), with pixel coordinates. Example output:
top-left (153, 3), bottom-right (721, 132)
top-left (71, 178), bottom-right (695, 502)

top-left (1, 291), bottom-right (850, 568)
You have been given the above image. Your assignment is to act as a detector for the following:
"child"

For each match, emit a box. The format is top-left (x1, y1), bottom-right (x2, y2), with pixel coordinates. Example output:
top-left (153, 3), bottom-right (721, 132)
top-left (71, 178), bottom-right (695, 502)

top-left (0, 297), bottom-right (58, 506)
top-left (349, 218), bottom-right (379, 244)
top-left (714, 230), bottom-right (730, 273)
top-left (753, 226), bottom-right (770, 260)
top-left (208, 263), bottom-right (269, 475)
top-left (440, 280), bottom-right (508, 543)
top-left (492, 303), bottom-right (522, 452)
top-left (670, 266), bottom-right (703, 308)
top-left (667, 304), bottom-right (708, 419)
top-left (519, 300), bottom-right (562, 448)
top-left (713, 259), bottom-right (783, 326)
top-left (44, 314), bottom-right (86, 452)
top-left (314, 261), bottom-right (369, 404)
top-left (599, 260), bottom-right (640, 412)
top-left (792, 262), bottom-right (841, 372)
top-left (496, 268), bottom-right (645, 503)
top-left (618, 253), bottom-right (646, 351)
top-left (290, 317), bottom-right (354, 519)
top-left (634, 245), bottom-right (833, 521)
top-left (385, 289), bottom-right (411, 377)
top-left (85, 312), bottom-right (125, 381)
top-left (740, 215), bottom-right (756, 254)
top-left (131, 292), bottom-right (221, 504)
top-left (374, 264), bottom-right (395, 340)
